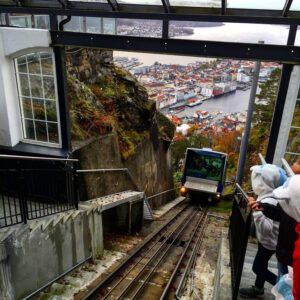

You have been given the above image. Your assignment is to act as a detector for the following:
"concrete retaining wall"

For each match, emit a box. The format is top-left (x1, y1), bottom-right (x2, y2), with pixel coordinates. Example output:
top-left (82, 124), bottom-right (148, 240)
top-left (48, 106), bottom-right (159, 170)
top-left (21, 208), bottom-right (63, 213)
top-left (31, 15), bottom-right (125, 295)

top-left (74, 133), bottom-right (174, 209)
top-left (0, 206), bottom-right (103, 300)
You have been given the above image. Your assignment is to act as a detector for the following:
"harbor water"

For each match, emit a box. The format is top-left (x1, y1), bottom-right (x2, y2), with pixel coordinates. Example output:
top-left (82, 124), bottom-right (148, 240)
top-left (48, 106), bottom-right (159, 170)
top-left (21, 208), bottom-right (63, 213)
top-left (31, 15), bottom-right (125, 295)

top-left (161, 89), bottom-right (252, 118)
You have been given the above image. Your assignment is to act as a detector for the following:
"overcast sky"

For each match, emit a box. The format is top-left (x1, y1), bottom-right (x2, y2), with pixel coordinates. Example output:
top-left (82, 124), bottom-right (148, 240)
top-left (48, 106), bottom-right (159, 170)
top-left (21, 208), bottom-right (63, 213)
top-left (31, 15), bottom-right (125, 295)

top-left (111, 0), bottom-right (300, 10)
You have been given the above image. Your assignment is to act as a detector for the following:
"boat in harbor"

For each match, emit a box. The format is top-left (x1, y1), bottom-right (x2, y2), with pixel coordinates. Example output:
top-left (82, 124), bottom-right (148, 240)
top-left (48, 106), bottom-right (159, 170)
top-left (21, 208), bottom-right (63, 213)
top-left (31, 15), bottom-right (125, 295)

top-left (187, 99), bottom-right (203, 107)
top-left (169, 102), bottom-right (185, 113)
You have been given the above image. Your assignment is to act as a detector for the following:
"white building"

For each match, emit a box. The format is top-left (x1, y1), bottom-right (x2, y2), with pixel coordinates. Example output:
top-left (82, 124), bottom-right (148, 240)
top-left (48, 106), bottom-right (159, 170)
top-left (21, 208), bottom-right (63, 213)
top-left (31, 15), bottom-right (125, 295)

top-left (237, 72), bottom-right (250, 83)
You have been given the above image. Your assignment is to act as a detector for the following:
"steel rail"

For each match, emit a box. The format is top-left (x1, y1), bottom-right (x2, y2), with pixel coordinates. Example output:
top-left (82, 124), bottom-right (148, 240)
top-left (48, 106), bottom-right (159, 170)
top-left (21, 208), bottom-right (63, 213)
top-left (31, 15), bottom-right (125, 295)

top-left (82, 202), bottom-right (189, 300)
top-left (116, 207), bottom-right (201, 300)
top-left (129, 208), bottom-right (205, 300)
top-left (175, 215), bottom-right (208, 299)
top-left (0, 154), bottom-right (78, 162)
top-left (100, 205), bottom-right (193, 300)
top-left (22, 255), bottom-right (92, 300)
top-left (160, 207), bottom-right (209, 300)
top-left (190, 216), bottom-right (209, 297)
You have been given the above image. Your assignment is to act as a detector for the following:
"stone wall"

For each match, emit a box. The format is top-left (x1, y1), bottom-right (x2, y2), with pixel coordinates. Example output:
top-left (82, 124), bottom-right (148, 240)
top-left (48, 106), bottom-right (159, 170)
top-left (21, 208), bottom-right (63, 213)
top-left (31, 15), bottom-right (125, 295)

top-left (73, 133), bottom-right (175, 209)
top-left (66, 48), bottom-right (113, 84)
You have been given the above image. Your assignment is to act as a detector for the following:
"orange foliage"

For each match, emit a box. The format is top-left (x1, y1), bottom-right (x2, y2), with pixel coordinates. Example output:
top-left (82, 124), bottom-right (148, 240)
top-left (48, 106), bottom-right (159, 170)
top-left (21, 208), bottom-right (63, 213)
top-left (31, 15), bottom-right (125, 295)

top-left (212, 131), bottom-right (241, 154)
top-left (91, 87), bottom-right (103, 98)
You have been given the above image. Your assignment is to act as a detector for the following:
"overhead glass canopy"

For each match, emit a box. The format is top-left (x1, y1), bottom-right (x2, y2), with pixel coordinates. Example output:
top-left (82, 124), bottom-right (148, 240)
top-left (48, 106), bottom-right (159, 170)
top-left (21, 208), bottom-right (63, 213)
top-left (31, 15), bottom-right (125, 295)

top-left (71, 0), bottom-right (107, 2)
top-left (1, 0), bottom-right (300, 22)
top-left (169, 0), bottom-right (220, 7)
top-left (227, 0), bottom-right (286, 10)
top-left (291, 1), bottom-right (300, 11)
top-left (117, 0), bottom-right (162, 4)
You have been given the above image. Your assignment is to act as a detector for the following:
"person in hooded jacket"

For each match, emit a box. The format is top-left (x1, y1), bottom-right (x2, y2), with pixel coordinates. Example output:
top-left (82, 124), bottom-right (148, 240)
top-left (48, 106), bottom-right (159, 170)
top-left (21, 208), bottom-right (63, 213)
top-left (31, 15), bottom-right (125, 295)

top-left (249, 161), bottom-right (299, 281)
top-left (270, 175), bottom-right (300, 300)
top-left (240, 164), bottom-right (287, 298)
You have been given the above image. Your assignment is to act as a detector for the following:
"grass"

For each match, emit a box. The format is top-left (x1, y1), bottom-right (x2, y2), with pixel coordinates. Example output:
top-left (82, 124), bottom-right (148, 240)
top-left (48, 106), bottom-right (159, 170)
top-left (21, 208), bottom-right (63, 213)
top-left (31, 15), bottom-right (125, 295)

top-left (211, 198), bottom-right (233, 212)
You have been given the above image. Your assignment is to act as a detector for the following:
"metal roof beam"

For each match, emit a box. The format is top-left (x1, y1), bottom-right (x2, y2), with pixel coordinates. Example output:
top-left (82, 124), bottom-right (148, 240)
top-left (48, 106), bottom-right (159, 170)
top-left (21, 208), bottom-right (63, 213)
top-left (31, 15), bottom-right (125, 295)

top-left (222, 0), bottom-right (226, 15)
top-left (161, 0), bottom-right (170, 13)
top-left (282, 0), bottom-right (293, 17)
top-left (51, 31), bottom-right (300, 64)
top-left (107, 0), bottom-right (118, 11)
top-left (57, 0), bottom-right (67, 8)
top-left (2, 6), bottom-right (300, 25)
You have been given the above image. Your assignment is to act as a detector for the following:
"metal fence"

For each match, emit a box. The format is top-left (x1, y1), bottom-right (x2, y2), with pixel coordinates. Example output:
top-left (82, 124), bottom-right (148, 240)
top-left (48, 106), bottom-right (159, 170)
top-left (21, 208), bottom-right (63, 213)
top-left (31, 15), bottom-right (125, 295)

top-left (0, 155), bottom-right (78, 228)
top-left (229, 183), bottom-right (252, 300)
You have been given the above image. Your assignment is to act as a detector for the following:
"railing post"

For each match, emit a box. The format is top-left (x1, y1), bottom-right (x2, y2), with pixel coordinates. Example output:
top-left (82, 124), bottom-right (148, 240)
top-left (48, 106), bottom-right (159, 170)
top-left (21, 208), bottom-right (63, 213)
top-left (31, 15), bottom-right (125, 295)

top-left (73, 162), bottom-right (79, 210)
top-left (17, 161), bottom-right (28, 225)
top-left (229, 184), bottom-right (252, 300)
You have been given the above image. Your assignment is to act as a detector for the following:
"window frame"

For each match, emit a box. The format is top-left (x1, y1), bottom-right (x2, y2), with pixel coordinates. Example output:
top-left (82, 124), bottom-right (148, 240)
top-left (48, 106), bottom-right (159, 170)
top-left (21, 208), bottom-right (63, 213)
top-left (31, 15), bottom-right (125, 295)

top-left (14, 49), bottom-right (62, 148)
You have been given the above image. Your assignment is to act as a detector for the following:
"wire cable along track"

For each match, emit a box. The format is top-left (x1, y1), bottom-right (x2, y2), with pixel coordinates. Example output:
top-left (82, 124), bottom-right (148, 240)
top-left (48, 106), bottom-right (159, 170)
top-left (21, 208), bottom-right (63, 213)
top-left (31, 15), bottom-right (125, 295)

top-left (85, 204), bottom-right (209, 300)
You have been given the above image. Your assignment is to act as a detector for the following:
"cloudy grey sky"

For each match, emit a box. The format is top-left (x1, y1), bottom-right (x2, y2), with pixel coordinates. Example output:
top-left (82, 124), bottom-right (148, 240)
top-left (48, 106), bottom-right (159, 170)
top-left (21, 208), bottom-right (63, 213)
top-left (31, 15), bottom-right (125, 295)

top-left (105, 0), bottom-right (300, 10)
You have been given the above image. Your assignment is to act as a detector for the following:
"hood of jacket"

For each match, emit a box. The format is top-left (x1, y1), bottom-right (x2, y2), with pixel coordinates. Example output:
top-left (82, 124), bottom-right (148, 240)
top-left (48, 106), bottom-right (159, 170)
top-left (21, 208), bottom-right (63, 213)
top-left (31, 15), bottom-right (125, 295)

top-left (273, 175), bottom-right (300, 222)
top-left (251, 164), bottom-right (287, 200)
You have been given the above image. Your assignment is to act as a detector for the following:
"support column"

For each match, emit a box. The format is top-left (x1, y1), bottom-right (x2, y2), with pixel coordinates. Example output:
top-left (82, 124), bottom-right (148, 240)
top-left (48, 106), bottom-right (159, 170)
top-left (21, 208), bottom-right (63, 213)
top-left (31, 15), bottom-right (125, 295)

top-left (53, 47), bottom-right (72, 152)
top-left (265, 25), bottom-right (297, 163)
top-left (265, 65), bottom-right (294, 163)
top-left (50, 14), bottom-right (72, 153)
top-left (236, 55), bottom-right (261, 184)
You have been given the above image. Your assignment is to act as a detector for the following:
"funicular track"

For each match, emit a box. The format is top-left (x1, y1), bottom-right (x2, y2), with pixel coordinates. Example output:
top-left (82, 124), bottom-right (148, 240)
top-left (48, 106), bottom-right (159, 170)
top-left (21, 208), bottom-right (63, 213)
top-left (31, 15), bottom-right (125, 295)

top-left (84, 203), bottom-right (209, 300)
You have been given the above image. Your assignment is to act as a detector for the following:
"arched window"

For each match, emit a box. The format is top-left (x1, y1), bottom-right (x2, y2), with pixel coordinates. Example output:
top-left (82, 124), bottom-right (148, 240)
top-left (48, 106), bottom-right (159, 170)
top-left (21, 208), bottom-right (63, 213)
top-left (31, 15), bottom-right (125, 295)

top-left (14, 52), bottom-right (60, 146)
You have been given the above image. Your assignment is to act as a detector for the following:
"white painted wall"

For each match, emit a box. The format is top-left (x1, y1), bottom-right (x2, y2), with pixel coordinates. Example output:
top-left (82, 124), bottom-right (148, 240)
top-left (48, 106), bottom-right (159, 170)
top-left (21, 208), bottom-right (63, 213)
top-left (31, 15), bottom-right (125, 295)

top-left (0, 27), bottom-right (51, 147)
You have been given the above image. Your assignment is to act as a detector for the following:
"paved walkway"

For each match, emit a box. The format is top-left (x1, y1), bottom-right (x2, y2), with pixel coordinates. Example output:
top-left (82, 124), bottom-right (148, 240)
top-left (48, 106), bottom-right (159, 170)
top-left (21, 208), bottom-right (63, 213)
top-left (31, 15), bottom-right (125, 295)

top-left (152, 196), bottom-right (185, 219)
top-left (239, 242), bottom-right (277, 299)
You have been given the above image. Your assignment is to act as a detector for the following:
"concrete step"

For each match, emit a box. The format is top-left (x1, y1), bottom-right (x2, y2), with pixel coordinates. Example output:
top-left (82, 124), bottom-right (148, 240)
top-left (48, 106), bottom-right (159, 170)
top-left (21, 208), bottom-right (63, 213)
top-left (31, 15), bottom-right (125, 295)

top-left (239, 242), bottom-right (277, 300)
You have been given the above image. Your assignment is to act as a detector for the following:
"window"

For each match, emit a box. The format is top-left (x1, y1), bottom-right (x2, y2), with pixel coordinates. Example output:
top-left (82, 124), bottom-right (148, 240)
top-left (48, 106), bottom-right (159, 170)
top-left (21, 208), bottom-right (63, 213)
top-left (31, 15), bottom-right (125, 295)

top-left (9, 15), bottom-right (32, 28)
top-left (15, 52), bottom-right (60, 146)
top-left (184, 150), bottom-right (225, 181)
top-left (0, 14), bottom-right (6, 26)
top-left (34, 15), bottom-right (50, 29)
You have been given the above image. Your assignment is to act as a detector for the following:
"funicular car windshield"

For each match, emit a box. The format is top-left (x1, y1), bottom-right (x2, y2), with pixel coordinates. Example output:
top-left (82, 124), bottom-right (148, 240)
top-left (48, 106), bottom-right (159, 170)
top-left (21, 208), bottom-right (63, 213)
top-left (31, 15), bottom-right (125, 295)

top-left (184, 149), bottom-right (225, 181)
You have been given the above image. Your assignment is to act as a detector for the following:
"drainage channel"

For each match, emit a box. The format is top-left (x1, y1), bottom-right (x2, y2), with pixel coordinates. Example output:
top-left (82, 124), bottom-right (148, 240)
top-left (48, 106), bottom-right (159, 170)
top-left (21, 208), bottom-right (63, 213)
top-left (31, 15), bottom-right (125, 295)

top-left (83, 204), bottom-right (209, 300)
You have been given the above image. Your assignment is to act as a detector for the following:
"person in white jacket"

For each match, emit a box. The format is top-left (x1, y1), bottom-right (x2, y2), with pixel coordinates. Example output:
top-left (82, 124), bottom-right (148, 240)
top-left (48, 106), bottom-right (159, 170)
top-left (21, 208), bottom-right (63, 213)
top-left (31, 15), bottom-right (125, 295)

top-left (240, 164), bottom-right (287, 298)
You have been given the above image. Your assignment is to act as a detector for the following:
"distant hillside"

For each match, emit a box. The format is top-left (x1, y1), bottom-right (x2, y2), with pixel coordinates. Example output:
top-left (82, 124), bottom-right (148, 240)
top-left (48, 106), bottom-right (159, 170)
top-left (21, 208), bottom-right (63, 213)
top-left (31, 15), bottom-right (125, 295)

top-left (117, 19), bottom-right (224, 28)
top-left (170, 21), bottom-right (224, 28)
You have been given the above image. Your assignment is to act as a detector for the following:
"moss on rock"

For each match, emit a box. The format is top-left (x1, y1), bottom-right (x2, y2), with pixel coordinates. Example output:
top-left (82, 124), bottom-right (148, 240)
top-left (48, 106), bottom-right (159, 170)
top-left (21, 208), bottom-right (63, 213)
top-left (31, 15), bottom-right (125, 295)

top-left (67, 49), bottom-right (174, 160)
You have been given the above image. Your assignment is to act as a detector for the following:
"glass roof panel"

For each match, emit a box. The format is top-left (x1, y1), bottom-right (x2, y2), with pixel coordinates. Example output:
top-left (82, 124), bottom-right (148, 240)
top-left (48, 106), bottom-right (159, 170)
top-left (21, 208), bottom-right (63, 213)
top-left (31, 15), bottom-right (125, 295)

top-left (169, 21), bottom-right (289, 45)
top-left (227, 0), bottom-right (286, 10)
top-left (117, 0), bottom-right (162, 4)
top-left (294, 26), bottom-right (300, 46)
top-left (70, 0), bottom-right (108, 3)
top-left (290, 1), bottom-right (300, 11)
top-left (169, 0), bottom-right (220, 7)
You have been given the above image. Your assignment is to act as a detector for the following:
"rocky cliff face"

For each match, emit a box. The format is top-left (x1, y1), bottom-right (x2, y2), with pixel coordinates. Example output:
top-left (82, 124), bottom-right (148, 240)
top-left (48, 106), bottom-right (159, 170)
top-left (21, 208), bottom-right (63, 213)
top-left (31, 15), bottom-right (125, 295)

top-left (66, 48), bottom-right (175, 160)
top-left (67, 48), bottom-right (175, 205)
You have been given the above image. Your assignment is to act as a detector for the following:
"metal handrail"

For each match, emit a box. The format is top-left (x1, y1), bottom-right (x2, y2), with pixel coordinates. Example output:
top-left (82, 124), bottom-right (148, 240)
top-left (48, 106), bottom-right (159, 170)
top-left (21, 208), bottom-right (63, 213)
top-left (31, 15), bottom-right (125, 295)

top-left (76, 167), bottom-right (139, 191)
top-left (0, 154), bottom-right (78, 162)
top-left (77, 168), bottom-right (127, 173)
top-left (146, 187), bottom-right (178, 200)
top-left (235, 183), bottom-right (250, 202)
